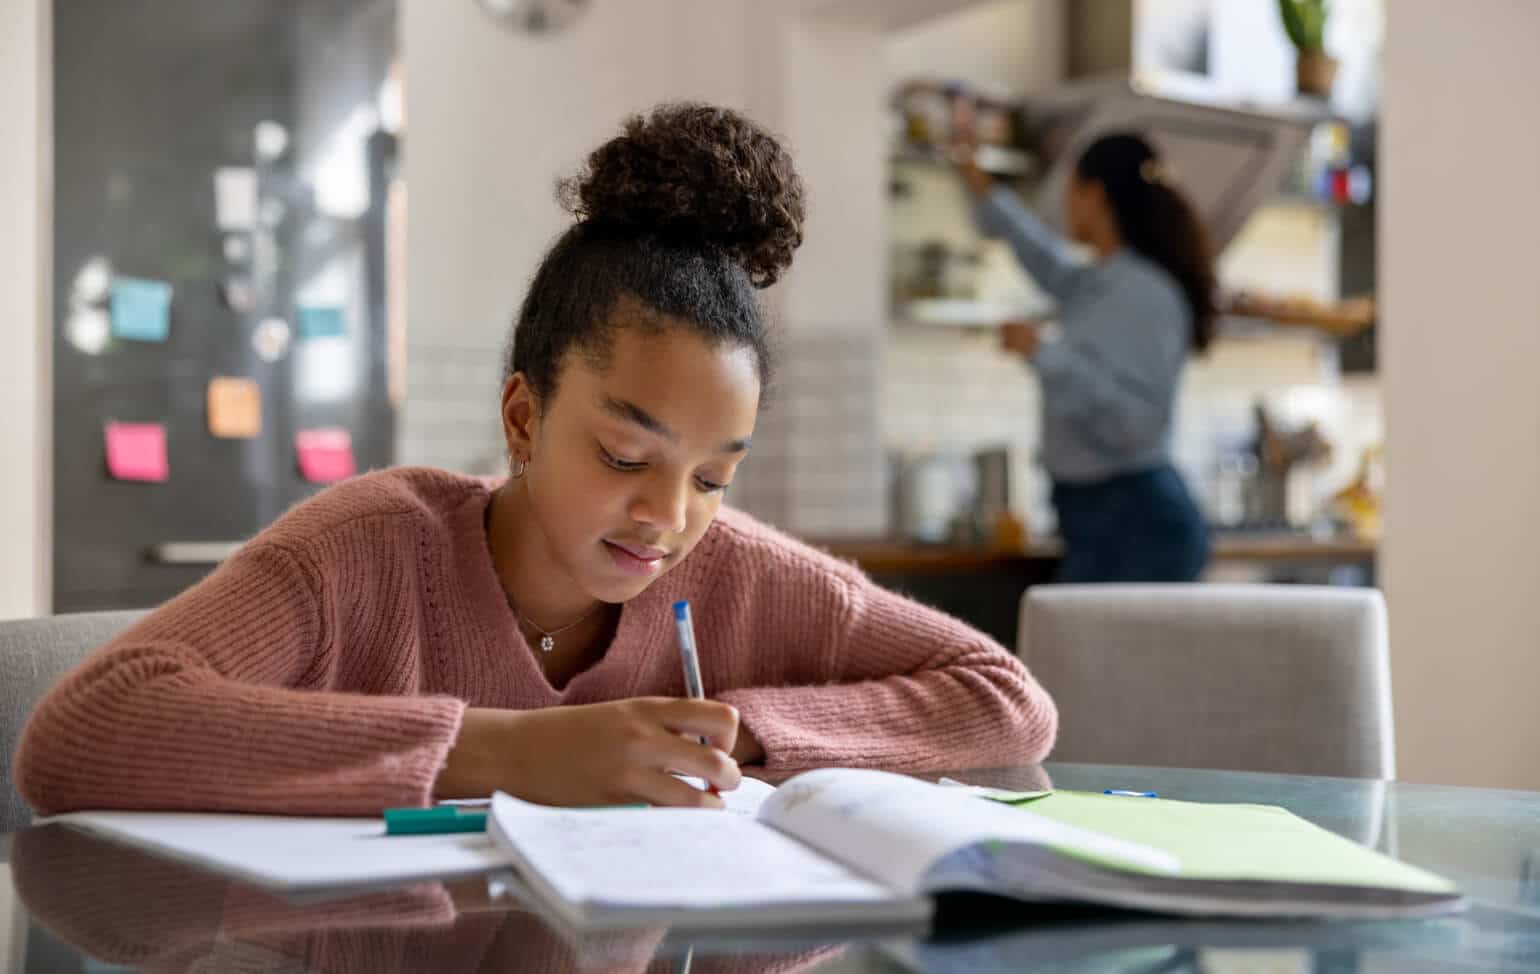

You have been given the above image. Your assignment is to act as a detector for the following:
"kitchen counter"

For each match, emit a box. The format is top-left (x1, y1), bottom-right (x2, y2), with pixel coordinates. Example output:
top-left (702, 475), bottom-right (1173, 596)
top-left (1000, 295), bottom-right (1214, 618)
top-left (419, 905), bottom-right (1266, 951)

top-left (802, 533), bottom-right (1378, 648)
top-left (807, 533), bottom-right (1377, 576)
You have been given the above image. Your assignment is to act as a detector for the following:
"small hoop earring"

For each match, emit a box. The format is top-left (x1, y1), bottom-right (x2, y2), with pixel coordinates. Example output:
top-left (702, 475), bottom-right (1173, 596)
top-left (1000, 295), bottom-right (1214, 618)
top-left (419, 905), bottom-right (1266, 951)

top-left (510, 457), bottom-right (528, 479)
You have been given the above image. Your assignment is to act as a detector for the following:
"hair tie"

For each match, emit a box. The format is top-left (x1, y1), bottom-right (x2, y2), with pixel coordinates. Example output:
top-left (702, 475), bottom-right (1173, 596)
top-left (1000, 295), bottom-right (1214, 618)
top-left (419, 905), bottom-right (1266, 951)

top-left (1140, 159), bottom-right (1167, 185)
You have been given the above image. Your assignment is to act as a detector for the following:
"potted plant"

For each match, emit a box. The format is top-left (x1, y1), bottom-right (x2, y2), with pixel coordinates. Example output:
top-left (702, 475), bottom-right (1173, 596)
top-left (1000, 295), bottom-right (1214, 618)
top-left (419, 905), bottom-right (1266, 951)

top-left (1279, 0), bottom-right (1336, 97)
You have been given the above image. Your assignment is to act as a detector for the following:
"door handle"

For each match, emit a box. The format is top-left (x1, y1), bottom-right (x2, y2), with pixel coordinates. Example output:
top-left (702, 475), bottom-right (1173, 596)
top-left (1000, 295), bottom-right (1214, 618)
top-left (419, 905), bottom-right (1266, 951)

top-left (148, 541), bottom-right (244, 565)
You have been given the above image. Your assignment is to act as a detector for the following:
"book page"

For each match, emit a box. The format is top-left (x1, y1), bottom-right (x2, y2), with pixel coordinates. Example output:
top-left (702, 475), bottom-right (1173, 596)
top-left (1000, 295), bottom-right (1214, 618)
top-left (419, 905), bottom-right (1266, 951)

top-left (488, 792), bottom-right (898, 911)
top-left (759, 769), bottom-right (1179, 894)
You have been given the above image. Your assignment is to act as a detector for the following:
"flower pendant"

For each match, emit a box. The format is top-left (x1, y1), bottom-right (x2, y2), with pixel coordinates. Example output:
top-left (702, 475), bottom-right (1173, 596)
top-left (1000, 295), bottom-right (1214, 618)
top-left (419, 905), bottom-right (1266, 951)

top-left (540, 634), bottom-right (555, 653)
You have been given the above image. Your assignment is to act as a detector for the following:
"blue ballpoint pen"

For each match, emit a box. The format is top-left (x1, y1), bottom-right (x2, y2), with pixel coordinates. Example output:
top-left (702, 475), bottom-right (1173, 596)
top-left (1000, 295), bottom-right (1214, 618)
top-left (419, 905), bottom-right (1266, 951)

top-left (672, 600), bottom-right (720, 797)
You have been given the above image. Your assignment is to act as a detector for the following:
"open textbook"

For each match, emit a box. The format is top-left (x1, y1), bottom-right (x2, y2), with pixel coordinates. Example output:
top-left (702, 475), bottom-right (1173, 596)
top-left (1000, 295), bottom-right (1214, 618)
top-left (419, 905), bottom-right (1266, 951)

top-left (487, 768), bottom-right (1465, 930)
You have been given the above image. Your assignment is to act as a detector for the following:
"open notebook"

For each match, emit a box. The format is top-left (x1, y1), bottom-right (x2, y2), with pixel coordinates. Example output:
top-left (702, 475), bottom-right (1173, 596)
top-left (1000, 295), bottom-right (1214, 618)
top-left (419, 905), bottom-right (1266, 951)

top-left (41, 777), bottom-right (775, 897)
top-left (488, 768), bottom-right (1466, 930)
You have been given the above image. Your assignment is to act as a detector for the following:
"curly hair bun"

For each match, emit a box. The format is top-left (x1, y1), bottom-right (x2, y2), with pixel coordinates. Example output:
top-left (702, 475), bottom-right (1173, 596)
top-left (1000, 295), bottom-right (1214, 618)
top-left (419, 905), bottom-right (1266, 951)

top-left (560, 103), bottom-right (806, 288)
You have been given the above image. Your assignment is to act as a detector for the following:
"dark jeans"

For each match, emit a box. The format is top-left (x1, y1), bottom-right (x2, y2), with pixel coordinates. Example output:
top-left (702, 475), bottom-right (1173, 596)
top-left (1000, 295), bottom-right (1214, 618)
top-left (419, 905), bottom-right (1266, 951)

top-left (1052, 465), bottom-right (1211, 583)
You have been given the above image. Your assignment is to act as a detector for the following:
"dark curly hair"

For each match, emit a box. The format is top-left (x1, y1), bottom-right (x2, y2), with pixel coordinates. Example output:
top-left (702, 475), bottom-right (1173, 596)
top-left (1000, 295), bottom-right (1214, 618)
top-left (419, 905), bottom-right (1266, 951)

top-left (508, 103), bottom-right (807, 405)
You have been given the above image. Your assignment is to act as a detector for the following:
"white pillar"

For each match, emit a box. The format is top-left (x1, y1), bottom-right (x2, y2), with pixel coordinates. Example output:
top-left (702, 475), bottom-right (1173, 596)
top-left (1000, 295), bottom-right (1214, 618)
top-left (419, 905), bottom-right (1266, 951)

top-left (0, 0), bottom-right (52, 620)
top-left (1381, 0), bottom-right (1540, 789)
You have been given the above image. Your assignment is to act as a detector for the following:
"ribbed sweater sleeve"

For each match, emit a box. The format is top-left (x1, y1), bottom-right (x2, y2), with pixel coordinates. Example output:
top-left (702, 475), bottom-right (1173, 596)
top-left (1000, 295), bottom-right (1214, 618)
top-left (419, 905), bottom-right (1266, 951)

top-left (14, 541), bottom-right (465, 816)
top-left (713, 532), bottom-right (1057, 774)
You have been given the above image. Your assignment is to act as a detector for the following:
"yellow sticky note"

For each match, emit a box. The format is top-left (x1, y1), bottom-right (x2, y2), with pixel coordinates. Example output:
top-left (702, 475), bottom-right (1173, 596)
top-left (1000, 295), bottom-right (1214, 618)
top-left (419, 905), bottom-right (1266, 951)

top-left (208, 377), bottom-right (262, 439)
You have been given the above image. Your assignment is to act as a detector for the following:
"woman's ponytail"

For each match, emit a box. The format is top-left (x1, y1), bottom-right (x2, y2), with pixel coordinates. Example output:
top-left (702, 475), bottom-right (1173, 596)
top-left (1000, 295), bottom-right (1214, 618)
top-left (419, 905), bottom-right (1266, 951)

top-left (1075, 133), bottom-right (1217, 354)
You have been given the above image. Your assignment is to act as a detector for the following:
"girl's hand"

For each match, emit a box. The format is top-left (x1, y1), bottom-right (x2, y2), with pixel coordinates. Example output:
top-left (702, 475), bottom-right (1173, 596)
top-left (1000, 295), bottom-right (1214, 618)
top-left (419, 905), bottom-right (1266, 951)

top-left (731, 722), bottom-right (765, 765)
top-left (951, 140), bottom-right (993, 199)
top-left (1000, 321), bottom-right (1042, 359)
top-left (436, 700), bottom-right (742, 808)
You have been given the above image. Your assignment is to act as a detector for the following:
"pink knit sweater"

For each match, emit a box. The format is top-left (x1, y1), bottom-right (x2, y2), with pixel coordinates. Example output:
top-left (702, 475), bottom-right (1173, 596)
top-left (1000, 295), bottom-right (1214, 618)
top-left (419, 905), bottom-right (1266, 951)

top-left (17, 467), bottom-right (1056, 815)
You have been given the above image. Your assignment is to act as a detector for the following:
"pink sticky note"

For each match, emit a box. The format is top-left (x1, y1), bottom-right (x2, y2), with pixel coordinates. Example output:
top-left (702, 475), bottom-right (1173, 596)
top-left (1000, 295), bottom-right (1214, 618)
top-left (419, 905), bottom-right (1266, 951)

top-left (105, 421), bottom-right (169, 483)
top-left (296, 428), bottom-right (355, 483)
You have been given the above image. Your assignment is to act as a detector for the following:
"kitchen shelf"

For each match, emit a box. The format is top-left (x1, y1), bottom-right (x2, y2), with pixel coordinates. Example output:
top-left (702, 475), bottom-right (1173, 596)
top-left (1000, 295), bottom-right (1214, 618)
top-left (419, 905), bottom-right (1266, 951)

top-left (891, 143), bottom-right (1035, 177)
top-left (893, 298), bottom-right (1051, 330)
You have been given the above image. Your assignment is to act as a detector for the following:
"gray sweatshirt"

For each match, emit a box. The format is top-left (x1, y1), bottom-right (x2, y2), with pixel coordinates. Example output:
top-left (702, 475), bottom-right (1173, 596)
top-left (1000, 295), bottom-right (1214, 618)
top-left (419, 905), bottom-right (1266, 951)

top-left (973, 185), bottom-right (1192, 484)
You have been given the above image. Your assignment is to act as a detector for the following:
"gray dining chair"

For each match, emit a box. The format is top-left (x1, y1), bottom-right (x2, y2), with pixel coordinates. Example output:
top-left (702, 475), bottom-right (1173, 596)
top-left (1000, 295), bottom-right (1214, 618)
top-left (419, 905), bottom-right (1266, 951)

top-left (1019, 584), bottom-right (1395, 779)
top-left (1, 610), bottom-right (145, 831)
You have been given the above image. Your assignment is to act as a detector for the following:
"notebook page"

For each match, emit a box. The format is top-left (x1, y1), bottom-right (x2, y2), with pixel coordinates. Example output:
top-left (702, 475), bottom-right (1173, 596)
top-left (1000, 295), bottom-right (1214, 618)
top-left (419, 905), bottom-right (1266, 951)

top-left (433, 775), bottom-right (774, 819)
top-left (759, 769), bottom-right (1179, 894)
top-left (488, 792), bottom-right (898, 910)
top-left (48, 810), bottom-right (506, 892)
top-left (674, 774), bottom-right (777, 818)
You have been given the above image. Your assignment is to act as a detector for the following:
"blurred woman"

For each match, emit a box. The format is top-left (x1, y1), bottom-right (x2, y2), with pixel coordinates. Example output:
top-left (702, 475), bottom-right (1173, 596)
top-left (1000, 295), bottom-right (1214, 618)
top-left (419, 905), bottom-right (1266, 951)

top-left (958, 132), bottom-right (1213, 582)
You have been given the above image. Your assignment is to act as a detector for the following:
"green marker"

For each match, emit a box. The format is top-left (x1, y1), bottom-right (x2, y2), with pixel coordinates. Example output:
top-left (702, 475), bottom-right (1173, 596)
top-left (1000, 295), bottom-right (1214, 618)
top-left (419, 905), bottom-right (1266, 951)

top-left (383, 802), bottom-right (650, 835)
top-left (384, 806), bottom-right (487, 835)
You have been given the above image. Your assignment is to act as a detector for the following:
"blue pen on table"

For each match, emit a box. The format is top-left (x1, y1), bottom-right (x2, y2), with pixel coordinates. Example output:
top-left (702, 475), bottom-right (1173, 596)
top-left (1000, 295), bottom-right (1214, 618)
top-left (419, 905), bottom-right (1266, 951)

top-left (672, 600), bottom-right (721, 798)
top-left (1104, 789), bottom-right (1158, 798)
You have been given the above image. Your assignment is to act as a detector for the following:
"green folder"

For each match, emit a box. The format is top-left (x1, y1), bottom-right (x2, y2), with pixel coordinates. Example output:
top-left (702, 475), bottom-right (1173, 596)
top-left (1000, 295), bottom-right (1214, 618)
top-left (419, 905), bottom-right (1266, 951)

top-left (1014, 790), bottom-right (1456, 897)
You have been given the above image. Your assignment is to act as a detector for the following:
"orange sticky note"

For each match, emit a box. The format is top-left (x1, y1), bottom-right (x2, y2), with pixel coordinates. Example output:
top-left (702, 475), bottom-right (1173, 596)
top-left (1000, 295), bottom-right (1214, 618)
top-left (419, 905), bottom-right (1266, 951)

top-left (208, 377), bottom-right (262, 438)
top-left (105, 421), bottom-right (169, 482)
top-left (296, 428), bottom-right (355, 483)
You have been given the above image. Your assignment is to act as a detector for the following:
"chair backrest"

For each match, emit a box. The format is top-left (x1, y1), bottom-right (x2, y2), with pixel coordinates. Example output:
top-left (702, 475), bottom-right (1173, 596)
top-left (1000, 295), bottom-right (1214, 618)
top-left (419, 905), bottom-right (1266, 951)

top-left (1019, 584), bottom-right (1394, 779)
top-left (2, 611), bottom-right (146, 831)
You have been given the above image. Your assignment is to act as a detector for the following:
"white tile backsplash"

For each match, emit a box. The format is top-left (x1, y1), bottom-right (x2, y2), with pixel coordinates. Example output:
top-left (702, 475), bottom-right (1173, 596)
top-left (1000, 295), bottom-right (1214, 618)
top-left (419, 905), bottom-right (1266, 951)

top-left (399, 340), bottom-right (507, 475)
top-left (400, 327), bottom-right (892, 537)
top-left (881, 326), bottom-right (1382, 537)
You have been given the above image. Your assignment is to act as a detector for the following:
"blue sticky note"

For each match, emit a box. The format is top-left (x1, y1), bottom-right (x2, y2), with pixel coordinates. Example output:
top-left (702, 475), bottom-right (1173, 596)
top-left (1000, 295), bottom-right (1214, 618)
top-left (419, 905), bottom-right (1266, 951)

top-left (297, 305), bottom-right (346, 340)
top-left (110, 277), bottom-right (173, 343)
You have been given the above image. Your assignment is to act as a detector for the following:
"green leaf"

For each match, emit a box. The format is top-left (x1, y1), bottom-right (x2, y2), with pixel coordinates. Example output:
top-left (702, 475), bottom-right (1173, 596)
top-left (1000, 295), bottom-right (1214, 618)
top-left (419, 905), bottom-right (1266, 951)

top-left (1278, 0), bottom-right (1329, 51)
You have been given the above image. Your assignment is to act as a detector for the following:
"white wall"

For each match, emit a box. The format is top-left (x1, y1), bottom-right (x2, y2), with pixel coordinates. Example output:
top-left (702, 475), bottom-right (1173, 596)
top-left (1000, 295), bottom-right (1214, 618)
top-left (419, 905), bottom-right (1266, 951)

top-left (401, 0), bottom-right (893, 533)
top-left (1381, 0), bottom-right (1540, 789)
top-left (403, 0), bottom-right (760, 349)
top-left (401, 0), bottom-right (756, 473)
top-left (884, 0), bottom-right (1065, 99)
top-left (779, 15), bottom-right (888, 333)
top-left (0, 0), bottom-right (51, 621)
top-left (0, 1), bottom-right (47, 947)
top-left (1, 3), bottom-right (47, 957)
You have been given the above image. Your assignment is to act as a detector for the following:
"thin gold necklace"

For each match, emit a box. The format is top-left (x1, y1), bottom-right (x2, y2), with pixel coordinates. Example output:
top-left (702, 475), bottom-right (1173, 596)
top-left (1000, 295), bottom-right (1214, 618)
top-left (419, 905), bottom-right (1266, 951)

top-left (505, 596), bottom-right (603, 654)
top-left (486, 490), bottom-right (602, 653)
